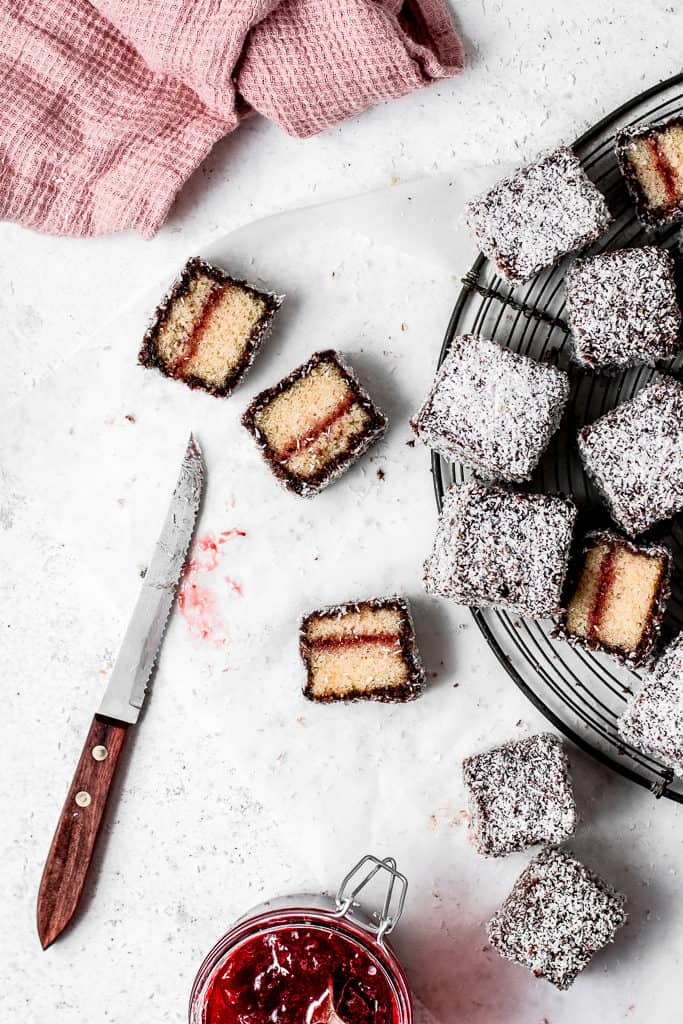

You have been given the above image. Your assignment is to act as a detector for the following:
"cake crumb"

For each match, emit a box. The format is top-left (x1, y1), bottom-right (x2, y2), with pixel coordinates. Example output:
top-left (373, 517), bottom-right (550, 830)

top-left (376, 467), bottom-right (385, 480)
top-left (405, 438), bottom-right (415, 448)
top-left (400, 322), bottom-right (407, 331)
top-left (139, 566), bottom-right (147, 578)
top-left (125, 413), bottom-right (136, 423)
top-left (389, 175), bottom-right (398, 186)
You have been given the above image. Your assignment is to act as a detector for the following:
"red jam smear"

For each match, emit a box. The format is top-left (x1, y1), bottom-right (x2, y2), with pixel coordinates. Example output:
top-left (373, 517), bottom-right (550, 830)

top-left (204, 926), bottom-right (399, 1024)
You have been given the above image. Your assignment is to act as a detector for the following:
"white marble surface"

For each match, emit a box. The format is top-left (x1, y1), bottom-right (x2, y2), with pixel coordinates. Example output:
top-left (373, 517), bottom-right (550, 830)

top-left (3, 3), bottom-right (683, 1022)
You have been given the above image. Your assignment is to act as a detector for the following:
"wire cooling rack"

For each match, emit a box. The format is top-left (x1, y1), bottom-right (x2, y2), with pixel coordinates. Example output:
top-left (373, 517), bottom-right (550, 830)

top-left (435, 73), bottom-right (683, 802)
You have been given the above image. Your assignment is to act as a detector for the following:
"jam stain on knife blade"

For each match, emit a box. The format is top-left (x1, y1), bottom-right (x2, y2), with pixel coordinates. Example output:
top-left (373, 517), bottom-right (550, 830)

top-left (203, 928), bottom-right (399, 1024)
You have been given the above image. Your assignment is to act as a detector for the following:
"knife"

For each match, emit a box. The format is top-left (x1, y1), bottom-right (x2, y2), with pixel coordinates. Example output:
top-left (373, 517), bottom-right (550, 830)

top-left (37, 434), bottom-right (204, 949)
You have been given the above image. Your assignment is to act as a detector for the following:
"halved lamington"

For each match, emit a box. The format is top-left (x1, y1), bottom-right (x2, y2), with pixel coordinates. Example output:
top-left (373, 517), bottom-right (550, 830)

top-left (300, 597), bottom-right (425, 703)
top-left (557, 531), bottom-right (671, 668)
top-left (619, 634), bottom-right (683, 774)
top-left (578, 376), bottom-right (683, 536)
top-left (424, 479), bottom-right (576, 619)
top-left (566, 246), bottom-right (682, 371)
top-left (465, 147), bottom-right (611, 284)
top-left (242, 350), bottom-right (387, 496)
top-left (616, 117), bottom-right (683, 226)
top-left (411, 335), bottom-right (570, 482)
top-left (139, 257), bottom-right (282, 396)
top-left (488, 847), bottom-right (627, 990)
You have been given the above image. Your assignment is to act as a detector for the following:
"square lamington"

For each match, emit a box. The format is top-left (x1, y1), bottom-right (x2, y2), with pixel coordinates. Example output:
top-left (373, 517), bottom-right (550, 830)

top-left (465, 147), bottom-right (611, 284)
top-left (423, 479), bottom-right (576, 618)
top-left (566, 246), bottom-right (682, 371)
top-left (558, 531), bottom-right (671, 668)
top-left (300, 597), bottom-right (425, 704)
top-left (488, 847), bottom-right (627, 990)
top-left (616, 116), bottom-right (683, 226)
top-left (139, 257), bottom-right (282, 396)
top-left (242, 350), bottom-right (387, 497)
top-left (578, 376), bottom-right (683, 535)
top-left (619, 634), bottom-right (683, 775)
top-left (411, 335), bottom-right (570, 482)
top-left (462, 733), bottom-right (576, 857)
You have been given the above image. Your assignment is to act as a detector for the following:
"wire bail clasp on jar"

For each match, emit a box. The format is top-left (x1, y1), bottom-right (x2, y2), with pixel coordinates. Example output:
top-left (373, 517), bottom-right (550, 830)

top-left (333, 854), bottom-right (408, 946)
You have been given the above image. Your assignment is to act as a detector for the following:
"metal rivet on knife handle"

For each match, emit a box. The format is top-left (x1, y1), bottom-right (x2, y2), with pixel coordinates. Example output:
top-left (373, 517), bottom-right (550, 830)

top-left (91, 745), bottom-right (108, 762)
top-left (74, 791), bottom-right (92, 808)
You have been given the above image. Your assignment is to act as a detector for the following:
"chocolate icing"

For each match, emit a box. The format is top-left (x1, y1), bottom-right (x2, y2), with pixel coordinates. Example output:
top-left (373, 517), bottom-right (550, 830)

top-left (465, 147), bottom-right (611, 284)
top-left (462, 733), bottom-right (576, 857)
top-left (411, 334), bottom-right (570, 482)
top-left (578, 376), bottom-right (683, 536)
top-left (488, 847), bottom-right (627, 990)
top-left (139, 256), bottom-right (283, 397)
top-left (619, 633), bottom-right (683, 776)
top-left (423, 479), bottom-right (577, 619)
top-left (242, 350), bottom-right (387, 497)
top-left (566, 246), bottom-right (682, 371)
top-left (555, 529), bottom-right (672, 669)
top-left (299, 596), bottom-right (425, 704)
top-left (615, 116), bottom-right (683, 227)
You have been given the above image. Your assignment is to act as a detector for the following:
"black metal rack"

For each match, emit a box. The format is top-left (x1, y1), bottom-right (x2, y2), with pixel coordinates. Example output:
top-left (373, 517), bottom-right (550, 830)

top-left (433, 73), bottom-right (683, 802)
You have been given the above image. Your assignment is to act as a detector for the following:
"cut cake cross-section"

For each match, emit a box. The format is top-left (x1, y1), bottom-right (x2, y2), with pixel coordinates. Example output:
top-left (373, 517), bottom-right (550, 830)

top-left (300, 597), bottom-right (425, 704)
top-left (558, 531), bottom-right (671, 667)
top-left (242, 350), bottom-right (387, 496)
top-left (616, 116), bottom-right (683, 226)
top-left (139, 256), bottom-right (282, 396)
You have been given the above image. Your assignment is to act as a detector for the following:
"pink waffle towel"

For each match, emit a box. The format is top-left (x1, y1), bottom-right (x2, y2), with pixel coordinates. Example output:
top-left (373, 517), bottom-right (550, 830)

top-left (0, 0), bottom-right (463, 239)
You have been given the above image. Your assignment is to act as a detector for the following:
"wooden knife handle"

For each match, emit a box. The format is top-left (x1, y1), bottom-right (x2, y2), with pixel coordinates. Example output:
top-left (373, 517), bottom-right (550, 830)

top-left (37, 715), bottom-right (128, 948)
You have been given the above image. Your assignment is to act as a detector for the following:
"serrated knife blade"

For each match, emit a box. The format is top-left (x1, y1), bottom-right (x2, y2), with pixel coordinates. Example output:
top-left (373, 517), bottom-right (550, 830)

top-left (37, 434), bottom-right (204, 949)
top-left (98, 434), bottom-right (204, 723)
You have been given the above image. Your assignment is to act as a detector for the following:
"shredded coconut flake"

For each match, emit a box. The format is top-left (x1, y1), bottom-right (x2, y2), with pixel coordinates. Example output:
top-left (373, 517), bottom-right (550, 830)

top-left (412, 335), bottom-right (570, 481)
top-left (578, 376), bottom-right (683, 535)
top-left (466, 147), bottom-right (611, 284)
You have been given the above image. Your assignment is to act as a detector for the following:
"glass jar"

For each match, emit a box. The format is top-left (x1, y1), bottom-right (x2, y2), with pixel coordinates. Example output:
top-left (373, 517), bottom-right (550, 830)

top-left (189, 855), bottom-right (412, 1024)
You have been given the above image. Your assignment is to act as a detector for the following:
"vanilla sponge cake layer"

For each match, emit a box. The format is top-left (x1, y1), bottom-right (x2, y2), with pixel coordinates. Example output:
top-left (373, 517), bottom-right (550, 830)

top-left (253, 361), bottom-right (372, 480)
top-left (308, 643), bottom-right (408, 700)
top-left (306, 605), bottom-right (404, 641)
top-left (181, 285), bottom-right (267, 387)
top-left (139, 257), bottom-right (282, 397)
top-left (243, 351), bottom-right (387, 496)
top-left (286, 405), bottom-right (371, 478)
top-left (567, 540), bottom-right (666, 654)
top-left (154, 274), bottom-right (267, 387)
top-left (625, 126), bottom-right (683, 211)
top-left (300, 598), bottom-right (425, 703)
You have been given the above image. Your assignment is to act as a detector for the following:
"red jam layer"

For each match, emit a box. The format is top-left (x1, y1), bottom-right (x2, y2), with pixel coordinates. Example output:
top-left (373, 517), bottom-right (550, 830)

top-left (203, 925), bottom-right (399, 1024)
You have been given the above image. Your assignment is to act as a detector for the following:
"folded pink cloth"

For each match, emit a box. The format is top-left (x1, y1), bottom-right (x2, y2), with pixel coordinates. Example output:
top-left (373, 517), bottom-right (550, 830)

top-left (0, 0), bottom-right (463, 239)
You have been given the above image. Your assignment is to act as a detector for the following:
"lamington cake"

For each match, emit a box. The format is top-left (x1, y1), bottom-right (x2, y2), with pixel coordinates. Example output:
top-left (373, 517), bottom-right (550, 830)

top-left (423, 479), bottom-right (577, 619)
top-left (465, 147), bottom-right (611, 284)
top-left (242, 351), bottom-right (387, 496)
top-left (578, 376), bottom-right (683, 535)
top-left (300, 597), bottom-right (425, 703)
top-left (616, 116), bottom-right (683, 226)
top-left (619, 634), bottom-right (683, 775)
top-left (558, 531), bottom-right (671, 668)
top-left (139, 257), bottom-right (282, 396)
top-left (487, 847), bottom-right (627, 990)
top-left (411, 335), bottom-right (570, 482)
top-left (462, 733), bottom-right (576, 857)
top-left (566, 246), bottom-right (682, 371)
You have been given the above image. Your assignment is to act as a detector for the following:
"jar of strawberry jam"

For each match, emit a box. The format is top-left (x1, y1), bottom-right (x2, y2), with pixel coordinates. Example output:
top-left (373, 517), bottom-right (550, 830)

top-left (189, 855), bottom-right (412, 1024)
